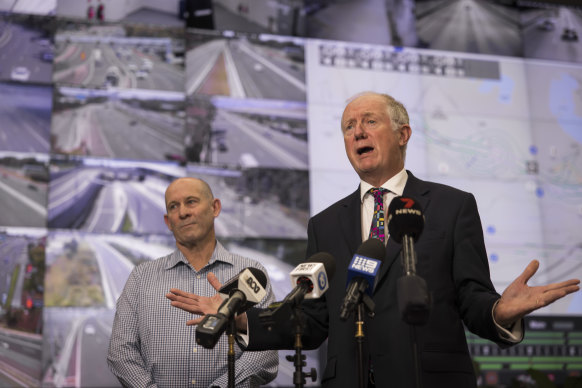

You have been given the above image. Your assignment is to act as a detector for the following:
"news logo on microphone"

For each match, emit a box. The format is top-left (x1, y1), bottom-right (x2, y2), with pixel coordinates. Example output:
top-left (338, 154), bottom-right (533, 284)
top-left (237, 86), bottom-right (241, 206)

top-left (317, 271), bottom-right (328, 291)
top-left (349, 254), bottom-right (381, 275)
top-left (387, 196), bottom-right (424, 243)
top-left (258, 252), bottom-right (335, 329)
top-left (219, 267), bottom-right (267, 307)
top-left (346, 247), bottom-right (384, 296)
top-left (289, 260), bottom-right (330, 299)
top-left (339, 238), bottom-right (385, 320)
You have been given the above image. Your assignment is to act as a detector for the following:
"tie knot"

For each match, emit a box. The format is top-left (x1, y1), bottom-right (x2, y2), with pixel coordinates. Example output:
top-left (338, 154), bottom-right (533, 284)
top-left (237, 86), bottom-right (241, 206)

top-left (370, 187), bottom-right (387, 200)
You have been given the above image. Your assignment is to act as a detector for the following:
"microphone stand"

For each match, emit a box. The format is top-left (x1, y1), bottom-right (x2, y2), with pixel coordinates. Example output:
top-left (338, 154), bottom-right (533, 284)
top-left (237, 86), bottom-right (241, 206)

top-left (354, 293), bottom-right (375, 388)
top-left (286, 304), bottom-right (317, 388)
top-left (355, 304), bottom-right (365, 388)
top-left (227, 317), bottom-right (236, 388)
top-left (398, 235), bottom-right (431, 388)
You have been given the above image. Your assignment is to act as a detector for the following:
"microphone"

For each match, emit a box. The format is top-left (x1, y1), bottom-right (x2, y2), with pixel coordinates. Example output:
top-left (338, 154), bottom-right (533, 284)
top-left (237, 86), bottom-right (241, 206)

top-left (387, 196), bottom-right (424, 275)
top-left (387, 196), bottom-right (430, 325)
top-left (196, 267), bottom-right (267, 349)
top-left (285, 252), bottom-right (336, 305)
top-left (259, 252), bottom-right (335, 329)
top-left (339, 238), bottom-right (385, 321)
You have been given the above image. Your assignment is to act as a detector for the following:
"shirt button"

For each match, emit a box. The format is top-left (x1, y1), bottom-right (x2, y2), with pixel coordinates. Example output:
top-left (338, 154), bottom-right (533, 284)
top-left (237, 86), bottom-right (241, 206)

top-left (196, 275), bottom-right (201, 279)
top-left (193, 347), bottom-right (197, 353)
top-left (192, 379), bottom-right (196, 384)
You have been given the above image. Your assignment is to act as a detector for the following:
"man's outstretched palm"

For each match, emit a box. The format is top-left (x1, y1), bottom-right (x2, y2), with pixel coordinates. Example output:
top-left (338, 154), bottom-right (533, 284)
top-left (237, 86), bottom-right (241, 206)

top-left (494, 260), bottom-right (580, 327)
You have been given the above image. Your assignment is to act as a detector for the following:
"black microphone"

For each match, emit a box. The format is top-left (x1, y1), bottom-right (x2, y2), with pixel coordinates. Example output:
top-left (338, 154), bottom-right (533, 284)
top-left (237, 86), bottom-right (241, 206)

top-left (196, 267), bottom-right (268, 349)
top-left (259, 252), bottom-right (335, 329)
top-left (339, 238), bottom-right (385, 321)
top-left (387, 196), bottom-right (430, 325)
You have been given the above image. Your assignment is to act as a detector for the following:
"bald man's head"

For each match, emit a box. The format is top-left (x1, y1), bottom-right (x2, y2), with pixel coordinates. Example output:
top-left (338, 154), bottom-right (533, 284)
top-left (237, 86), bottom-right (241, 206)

top-left (165, 177), bottom-right (214, 212)
top-left (163, 177), bottom-right (221, 249)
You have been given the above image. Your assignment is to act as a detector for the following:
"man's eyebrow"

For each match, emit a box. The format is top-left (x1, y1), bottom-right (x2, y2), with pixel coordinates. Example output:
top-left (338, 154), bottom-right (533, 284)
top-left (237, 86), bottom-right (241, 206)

top-left (342, 118), bottom-right (355, 127)
top-left (342, 112), bottom-right (376, 127)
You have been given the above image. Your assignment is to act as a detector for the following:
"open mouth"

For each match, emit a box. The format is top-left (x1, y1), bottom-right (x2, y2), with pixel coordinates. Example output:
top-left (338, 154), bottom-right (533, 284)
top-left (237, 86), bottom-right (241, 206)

top-left (357, 146), bottom-right (374, 155)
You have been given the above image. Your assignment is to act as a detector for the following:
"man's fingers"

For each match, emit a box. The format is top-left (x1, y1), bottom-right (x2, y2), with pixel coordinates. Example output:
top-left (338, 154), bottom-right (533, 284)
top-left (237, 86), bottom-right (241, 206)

top-left (170, 301), bottom-right (197, 313)
top-left (168, 288), bottom-right (195, 298)
top-left (545, 279), bottom-right (580, 291)
top-left (207, 272), bottom-right (223, 291)
top-left (517, 260), bottom-right (540, 284)
top-left (166, 292), bottom-right (197, 305)
top-left (543, 283), bottom-right (581, 302)
top-left (186, 317), bottom-right (202, 326)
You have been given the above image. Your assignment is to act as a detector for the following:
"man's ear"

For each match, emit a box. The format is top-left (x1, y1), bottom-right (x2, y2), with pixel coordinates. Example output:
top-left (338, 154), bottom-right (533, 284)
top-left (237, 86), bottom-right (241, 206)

top-left (164, 214), bottom-right (171, 230)
top-left (399, 124), bottom-right (412, 145)
top-left (212, 198), bottom-right (222, 218)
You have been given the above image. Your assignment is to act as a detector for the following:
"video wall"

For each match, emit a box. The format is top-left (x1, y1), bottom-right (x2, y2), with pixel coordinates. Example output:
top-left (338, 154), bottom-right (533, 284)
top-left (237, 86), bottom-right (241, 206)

top-left (0, 0), bottom-right (581, 387)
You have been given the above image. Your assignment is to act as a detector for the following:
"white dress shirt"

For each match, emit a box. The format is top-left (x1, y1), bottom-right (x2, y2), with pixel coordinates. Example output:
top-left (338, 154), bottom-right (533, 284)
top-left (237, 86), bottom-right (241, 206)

top-left (359, 168), bottom-right (408, 243)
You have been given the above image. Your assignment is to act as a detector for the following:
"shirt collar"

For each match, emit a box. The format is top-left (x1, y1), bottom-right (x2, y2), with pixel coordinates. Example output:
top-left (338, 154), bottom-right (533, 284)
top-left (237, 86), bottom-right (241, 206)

top-left (359, 168), bottom-right (408, 203)
top-left (165, 240), bottom-right (235, 270)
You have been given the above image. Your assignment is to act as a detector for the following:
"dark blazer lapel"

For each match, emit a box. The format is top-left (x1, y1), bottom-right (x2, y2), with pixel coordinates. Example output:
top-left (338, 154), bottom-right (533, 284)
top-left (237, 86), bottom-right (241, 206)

top-left (376, 171), bottom-right (431, 289)
top-left (402, 171), bottom-right (431, 215)
top-left (339, 187), bottom-right (362, 256)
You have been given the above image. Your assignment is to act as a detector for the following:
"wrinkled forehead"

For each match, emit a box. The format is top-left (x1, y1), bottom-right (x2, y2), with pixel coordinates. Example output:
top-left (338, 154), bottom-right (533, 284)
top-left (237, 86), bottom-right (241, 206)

top-left (342, 95), bottom-right (389, 121)
top-left (165, 178), bottom-right (205, 202)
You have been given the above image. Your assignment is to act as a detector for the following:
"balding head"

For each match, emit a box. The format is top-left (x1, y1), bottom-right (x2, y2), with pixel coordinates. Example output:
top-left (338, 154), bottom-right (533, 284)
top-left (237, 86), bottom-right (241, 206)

top-left (163, 177), bottom-right (221, 251)
top-left (165, 177), bottom-right (214, 213)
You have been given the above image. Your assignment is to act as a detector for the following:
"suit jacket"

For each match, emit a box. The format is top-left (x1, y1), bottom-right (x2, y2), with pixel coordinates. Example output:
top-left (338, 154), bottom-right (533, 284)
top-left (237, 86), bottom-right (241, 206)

top-left (247, 171), bottom-right (519, 388)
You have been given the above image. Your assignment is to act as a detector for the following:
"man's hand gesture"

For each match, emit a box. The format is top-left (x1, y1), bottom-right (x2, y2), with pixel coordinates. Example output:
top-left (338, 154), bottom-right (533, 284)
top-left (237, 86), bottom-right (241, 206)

top-left (166, 272), bottom-right (224, 326)
top-left (494, 260), bottom-right (580, 327)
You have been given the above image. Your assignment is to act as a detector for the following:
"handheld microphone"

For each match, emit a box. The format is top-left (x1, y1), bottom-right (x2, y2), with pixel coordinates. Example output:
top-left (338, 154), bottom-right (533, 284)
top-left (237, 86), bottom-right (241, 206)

top-left (387, 196), bottom-right (430, 325)
top-left (259, 252), bottom-right (335, 329)
top-left (196, 267), bottom-right (267, 349)
top-left (339, 238), bottom-right (385, 321)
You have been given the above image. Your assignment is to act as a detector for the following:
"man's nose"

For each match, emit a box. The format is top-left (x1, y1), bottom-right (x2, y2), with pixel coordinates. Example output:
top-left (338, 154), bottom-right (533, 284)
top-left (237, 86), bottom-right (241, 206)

top-left (178, 206), bottom-right (190, 218)
top-left (354, 122), bottom-right (366, 140)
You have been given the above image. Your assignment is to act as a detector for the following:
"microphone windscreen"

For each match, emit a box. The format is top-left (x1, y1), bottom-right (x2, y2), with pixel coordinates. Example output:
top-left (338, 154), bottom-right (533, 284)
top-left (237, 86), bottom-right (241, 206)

top-left (218, 267), bottom-right (267, 296)
top-left (307, 252), bottom-right (336, 280)
top-left (247, 267), bottom-right (268, 288)
top-left (341, 238), bottom-right (385, 316)
top-left (387, 196), bottom-right (424, 243)
top-left (356, 238), bottom-right (386, 263)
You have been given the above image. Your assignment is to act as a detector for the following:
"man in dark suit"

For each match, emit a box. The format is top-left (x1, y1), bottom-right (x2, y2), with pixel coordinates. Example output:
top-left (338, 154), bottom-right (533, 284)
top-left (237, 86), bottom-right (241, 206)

top-left (246, 91), bottom-right (580, 387)
top-left (170, 91), bottom-right (580, 388)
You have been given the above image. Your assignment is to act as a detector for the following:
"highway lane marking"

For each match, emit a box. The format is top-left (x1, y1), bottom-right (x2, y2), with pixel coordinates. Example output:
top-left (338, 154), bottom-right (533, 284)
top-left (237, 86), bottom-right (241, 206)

top-left (0, 179), bottom-right (46, 216)
top-left (223, 42), bottom-right (245, 98)
top-left (48, 169), bottom-right (102, 211)
top-left (220, 110), bottom-right (307, 169)
top-left (84, 183), bottom-right (126, 233)
top-left (186, 40), bottom-right (225, 96)
top-left (89, 239), bottom-right (116, 309)
top-left (237, 41), bottom-right (306, 92)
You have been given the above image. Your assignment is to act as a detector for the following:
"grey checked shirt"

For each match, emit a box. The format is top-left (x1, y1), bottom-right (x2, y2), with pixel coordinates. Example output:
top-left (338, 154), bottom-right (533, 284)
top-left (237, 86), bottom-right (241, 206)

top-left (107, 241), bottom-right (278, 388)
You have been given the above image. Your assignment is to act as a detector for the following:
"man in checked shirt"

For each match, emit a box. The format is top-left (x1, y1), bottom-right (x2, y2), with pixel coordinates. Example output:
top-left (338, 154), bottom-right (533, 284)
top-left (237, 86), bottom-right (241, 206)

top-left (107, 177), bottom-right (278, 388)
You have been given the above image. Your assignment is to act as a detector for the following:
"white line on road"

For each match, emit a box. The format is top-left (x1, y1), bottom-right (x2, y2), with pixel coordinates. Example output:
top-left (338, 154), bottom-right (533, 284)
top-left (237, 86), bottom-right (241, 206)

top-left (0, 179), bottom-right (46, 216)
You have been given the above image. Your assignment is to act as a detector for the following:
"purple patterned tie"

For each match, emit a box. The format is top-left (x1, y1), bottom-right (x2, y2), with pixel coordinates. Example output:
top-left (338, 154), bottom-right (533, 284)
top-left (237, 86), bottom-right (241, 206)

top-left (369, 187), bottom-right (388, 243)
